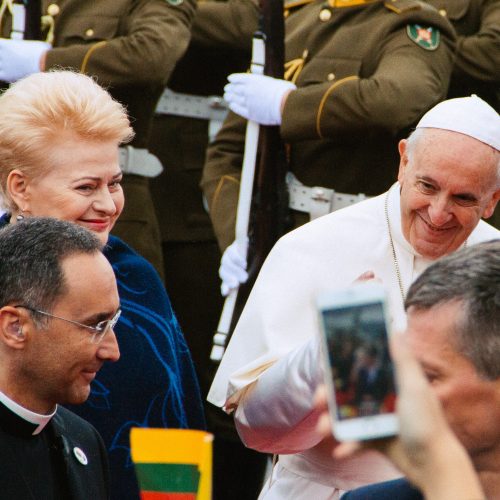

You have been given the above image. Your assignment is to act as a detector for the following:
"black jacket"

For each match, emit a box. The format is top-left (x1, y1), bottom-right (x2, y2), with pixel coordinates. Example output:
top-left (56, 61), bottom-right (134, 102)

top-left (0, 404), bottom-right (110, 500)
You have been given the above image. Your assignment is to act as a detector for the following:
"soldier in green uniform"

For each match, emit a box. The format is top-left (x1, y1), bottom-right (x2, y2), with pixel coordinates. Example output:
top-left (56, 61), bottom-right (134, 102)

top-left (198, 0), bottom-right (499, 259)
top-left (148, 9), bottom-right (249, 396)
top-left (147, 5), bottom-right (270, 497)
top-left (200, 0), bottom-right (456, 258)
top-left (0, 0), bottom-right (197, 277)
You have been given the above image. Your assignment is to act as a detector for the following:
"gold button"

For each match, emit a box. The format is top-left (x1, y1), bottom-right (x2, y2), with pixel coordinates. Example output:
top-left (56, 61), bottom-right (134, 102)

top-left (319, 9), bottom-right (332, 21)
top-left (439, 9), bottom-right (447, 16)
top-left (85, 28), bottom-right (95, 37)
top-left (47, 3), bottom-right (60, 16)
top-left (327, 73), bottom-right (335, 81)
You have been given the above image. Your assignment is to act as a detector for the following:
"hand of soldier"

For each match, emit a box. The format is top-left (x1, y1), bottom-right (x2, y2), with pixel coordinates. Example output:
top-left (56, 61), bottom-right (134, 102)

top-left (0, 38), bottom-right (51, 83)
top-left (224, 73), bottom-right (297, 125)
top-left (219, 238), bottom-right (249, 296)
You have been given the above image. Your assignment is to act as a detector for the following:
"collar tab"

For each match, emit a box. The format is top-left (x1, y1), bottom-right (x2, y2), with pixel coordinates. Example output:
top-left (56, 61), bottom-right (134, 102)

top-left (384, 0), bottom-right (421, 14)
top-left (0, 391), bottom-right (56, 436)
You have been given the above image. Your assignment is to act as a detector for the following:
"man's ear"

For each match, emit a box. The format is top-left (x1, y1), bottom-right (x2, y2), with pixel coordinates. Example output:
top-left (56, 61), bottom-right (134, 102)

top-left (397, 139), bottom-right (409, 184)
top-left (482, 188), bottom-right (500, 220)
top-left (6, 169), bottom-right (31, 213)
top-left (0, 307), bottom-right (28, 349)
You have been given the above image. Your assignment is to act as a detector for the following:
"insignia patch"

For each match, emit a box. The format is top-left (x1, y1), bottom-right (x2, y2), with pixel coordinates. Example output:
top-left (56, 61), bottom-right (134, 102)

top-left (407, 24), bottom-right (440, 51)
top-left (166, 0), bottom-right (183, 5)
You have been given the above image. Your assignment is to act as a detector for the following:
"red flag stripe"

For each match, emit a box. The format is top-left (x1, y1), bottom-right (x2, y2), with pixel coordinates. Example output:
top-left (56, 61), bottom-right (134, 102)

top-left (141, 491), bottom-right (197, 500)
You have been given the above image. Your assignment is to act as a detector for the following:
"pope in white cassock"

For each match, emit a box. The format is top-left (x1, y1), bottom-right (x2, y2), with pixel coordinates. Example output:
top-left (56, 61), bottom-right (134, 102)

top-left (208, 95), bottom-right (500, 500)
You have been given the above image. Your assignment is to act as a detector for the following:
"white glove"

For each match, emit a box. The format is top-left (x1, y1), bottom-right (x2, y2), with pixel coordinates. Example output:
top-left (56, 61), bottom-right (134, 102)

top-left (224, 73), bottom-right (296, 125)
top-left (0, 38), bottom-right (51, 83)
top-left (219, 238), bottom-right (249, 296)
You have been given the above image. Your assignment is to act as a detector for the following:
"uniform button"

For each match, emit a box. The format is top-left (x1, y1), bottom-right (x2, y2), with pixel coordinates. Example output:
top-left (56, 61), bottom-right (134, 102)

top-left (439, 9), bottom-right (447, 16)
top-left (47, 3), bottom-right (60, 16)
top-left (319, 9), bottom-right (332, 21)
top-left (302, 49), bottom-right (309, 59)
top-left (85, 28), bottom-right (95, 37)
top-left (327, 73), bottom-right (335, 81)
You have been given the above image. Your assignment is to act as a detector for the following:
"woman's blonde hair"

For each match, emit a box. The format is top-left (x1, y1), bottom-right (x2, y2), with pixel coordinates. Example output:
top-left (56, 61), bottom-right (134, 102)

top-left (0, 70), bottom-right (134, 211)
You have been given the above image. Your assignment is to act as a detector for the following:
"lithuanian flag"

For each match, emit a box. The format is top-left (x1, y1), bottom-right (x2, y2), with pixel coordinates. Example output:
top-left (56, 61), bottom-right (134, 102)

top-left (130, 428), bottom-right (213, 500)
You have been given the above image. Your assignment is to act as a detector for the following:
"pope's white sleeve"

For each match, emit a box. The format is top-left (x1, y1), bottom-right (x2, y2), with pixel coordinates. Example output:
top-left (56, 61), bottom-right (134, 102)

top-left (233, 336), bottom-right (324, 454)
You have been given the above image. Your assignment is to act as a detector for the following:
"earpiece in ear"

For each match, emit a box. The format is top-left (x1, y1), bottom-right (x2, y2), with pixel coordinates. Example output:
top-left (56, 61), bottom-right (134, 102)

top-left (9, 323), bottom-right (24, 339)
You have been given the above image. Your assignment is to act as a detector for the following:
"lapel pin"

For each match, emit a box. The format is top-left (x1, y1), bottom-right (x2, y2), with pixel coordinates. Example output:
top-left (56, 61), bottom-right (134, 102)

top-left (73, 446), bottom-right (88, 465)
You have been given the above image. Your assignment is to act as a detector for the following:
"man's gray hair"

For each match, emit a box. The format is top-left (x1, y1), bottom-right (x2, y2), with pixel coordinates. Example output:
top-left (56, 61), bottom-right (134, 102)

top-left (0, 218), bottom-right (102, 327)
top-left (405, 240), bottom-right (500, 380)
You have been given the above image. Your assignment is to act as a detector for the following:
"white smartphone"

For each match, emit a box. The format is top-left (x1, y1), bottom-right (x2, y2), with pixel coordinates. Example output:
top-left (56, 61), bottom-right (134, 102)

top-left (317, 282), bottom-right (398, 441)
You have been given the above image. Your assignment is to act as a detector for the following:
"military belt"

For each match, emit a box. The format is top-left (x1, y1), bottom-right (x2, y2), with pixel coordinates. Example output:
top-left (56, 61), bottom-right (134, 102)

top-left (10, 3), bottom-right (26, 39)
top-left (155, 88), bottom-right (229, 141)
top-left (118, 146), bottom-right (163, 178)
top-left (287, 172), bottom-right (368, 219)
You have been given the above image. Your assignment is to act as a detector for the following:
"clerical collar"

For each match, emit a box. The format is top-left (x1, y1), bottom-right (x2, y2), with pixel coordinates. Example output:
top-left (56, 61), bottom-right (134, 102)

top-left (0, 391), bottom-right (56, 436)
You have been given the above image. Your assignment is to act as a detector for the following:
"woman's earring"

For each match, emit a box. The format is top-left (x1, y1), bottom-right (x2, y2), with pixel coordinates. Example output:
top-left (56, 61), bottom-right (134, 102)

top-left (16, 213), bottom-right (25, 222)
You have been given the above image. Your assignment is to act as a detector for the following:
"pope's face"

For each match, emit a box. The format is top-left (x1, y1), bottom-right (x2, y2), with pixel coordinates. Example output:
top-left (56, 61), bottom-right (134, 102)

top-left (22, 133), bottom-right (124, 246)
top-left (407, 302), bottom-right (500, 461)
top-left (398, 130), bottom-right (499, 260)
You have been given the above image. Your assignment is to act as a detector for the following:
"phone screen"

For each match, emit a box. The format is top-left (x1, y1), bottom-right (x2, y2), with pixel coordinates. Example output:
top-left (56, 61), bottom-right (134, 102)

top-left (322, 301), bottom-right (396, 421)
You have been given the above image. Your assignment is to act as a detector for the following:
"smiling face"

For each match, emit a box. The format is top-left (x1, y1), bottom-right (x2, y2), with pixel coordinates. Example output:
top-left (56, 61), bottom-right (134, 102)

top-left (17, 132), bottom-right (124, 246)
top-left (18, 251), bottom-right (121, 413)
top-left (398, 129), bottom-right (500, 259)
top-left (406, 301), bottom-right (500, 463)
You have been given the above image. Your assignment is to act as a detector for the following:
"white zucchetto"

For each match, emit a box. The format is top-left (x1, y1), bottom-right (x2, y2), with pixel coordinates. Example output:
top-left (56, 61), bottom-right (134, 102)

top-left (416, 95), bottom-right (500, 151)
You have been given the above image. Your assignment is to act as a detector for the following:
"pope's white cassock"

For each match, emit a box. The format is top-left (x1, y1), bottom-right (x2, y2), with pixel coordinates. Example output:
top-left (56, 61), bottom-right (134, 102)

top-left (208, 182), bottom-right (499, 499)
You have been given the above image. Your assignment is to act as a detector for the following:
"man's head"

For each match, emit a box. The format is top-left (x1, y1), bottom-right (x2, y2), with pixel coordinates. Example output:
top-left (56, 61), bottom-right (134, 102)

top-left (404, 240), bottom-right (500, 465)
top-left (0, 218), bottom-right (120, 413)
top-left (397, 96), bottom-right (500, 260)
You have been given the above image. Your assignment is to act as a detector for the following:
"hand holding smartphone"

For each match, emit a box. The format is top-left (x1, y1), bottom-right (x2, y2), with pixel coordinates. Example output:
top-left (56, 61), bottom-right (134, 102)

top-left (317, 282), bottom-right (398, 441)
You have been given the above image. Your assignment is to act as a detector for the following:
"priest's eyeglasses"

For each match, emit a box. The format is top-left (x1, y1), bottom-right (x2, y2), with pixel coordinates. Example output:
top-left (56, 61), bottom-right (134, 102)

top-left (14, 306), bottom-right (121, 344)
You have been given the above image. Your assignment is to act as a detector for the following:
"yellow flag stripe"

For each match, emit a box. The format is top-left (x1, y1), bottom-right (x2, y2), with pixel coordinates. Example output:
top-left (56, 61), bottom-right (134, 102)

top-left (131, 428), bottom-right (214, 464)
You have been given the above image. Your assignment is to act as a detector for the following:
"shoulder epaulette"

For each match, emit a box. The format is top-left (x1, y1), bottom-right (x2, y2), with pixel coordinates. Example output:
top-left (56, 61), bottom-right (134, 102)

top-left (384, 0), bottom-right (421, 14)
top-left (284, 0), bottom-right (315, 12)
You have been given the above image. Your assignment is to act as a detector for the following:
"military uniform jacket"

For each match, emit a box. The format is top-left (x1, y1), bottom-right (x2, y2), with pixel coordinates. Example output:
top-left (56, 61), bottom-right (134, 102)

top-left (427, 0), bottom-right (500, 108)
top-left (0, 0), bottom-right (196, 149)
top-left (149, 1), bottom-right (251, 242)
top-left (45, 0), bottom-right (197, 148)
top-left (201, 0), bottom-right (456, 251)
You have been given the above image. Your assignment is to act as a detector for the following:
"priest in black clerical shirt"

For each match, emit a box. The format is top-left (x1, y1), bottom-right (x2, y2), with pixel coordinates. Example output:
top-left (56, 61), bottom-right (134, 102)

top-left (0, 219), bottom-right (121, 500)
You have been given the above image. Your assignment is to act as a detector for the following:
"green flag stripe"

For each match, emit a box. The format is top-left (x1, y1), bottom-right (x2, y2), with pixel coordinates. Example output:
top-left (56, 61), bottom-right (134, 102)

top-left (135, 463), bottom-right (200, 493)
